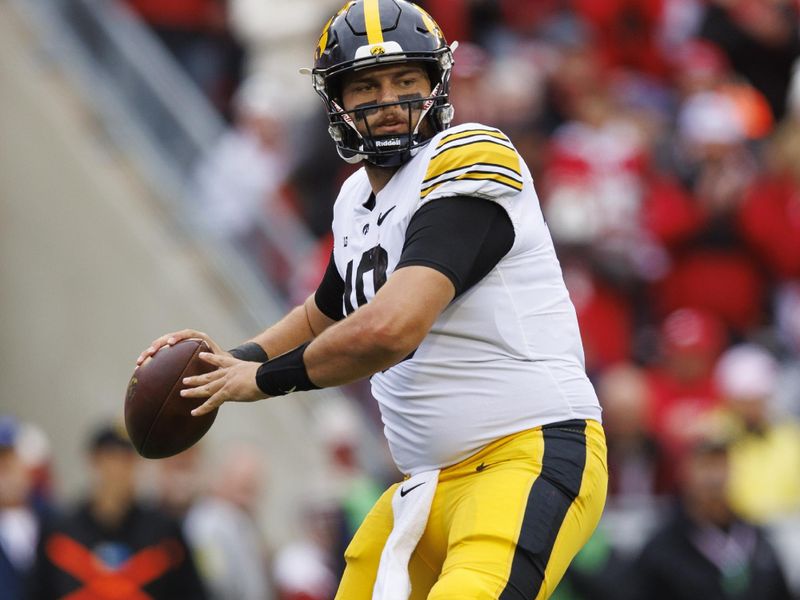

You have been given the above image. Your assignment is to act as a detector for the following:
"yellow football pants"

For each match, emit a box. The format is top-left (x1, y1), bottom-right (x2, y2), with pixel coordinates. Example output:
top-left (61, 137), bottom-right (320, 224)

top-left (335, 419), bottom-right (608, 599)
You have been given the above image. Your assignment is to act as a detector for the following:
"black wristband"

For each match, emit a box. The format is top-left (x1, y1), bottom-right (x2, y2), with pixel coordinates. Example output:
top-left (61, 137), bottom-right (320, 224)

top-left (228, 342), bottom-right (269, 362)
top-left (255, 343), bottom-right (320, 396)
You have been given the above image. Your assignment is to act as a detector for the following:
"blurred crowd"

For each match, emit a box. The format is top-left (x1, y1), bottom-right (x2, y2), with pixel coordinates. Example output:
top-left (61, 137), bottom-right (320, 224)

top-left (9, 0), bottom-right (800, 598)
top-left (0, 410), bottom-right (386, 599)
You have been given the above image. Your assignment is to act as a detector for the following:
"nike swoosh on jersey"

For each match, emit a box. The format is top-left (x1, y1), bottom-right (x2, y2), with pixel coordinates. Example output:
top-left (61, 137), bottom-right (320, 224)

top-left (399, 481), bottom-right (426, 497)
top-left (377, 205), bottom-right (396, 225)
top-left (475, 459), bottom-right (511, 472)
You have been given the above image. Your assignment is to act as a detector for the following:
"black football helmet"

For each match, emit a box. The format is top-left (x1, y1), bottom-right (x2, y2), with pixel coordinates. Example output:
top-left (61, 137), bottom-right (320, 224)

top-left (311, 0), bottom-right (455, 167)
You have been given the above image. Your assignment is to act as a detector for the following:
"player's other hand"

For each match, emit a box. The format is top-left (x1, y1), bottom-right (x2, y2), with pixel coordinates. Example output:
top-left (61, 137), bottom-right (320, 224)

top-left (136, 329), bottom-right (228, 366)
top-left (181, 353), bottom-right (267, 416)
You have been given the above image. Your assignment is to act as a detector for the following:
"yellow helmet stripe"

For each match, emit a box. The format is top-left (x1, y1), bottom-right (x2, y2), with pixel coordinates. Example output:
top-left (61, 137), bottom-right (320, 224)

top-left (316, 16), bottom-right (333, 58)
top-left (364, 0), bottom-right (384, 45)
top-left (414, 5), bottom-right (437, 35)
top-left (317, 3), bottom-right (356, 59)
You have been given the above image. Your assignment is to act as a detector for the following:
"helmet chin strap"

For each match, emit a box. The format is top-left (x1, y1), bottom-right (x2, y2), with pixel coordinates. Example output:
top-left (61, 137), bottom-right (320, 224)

top-left (339, 149), bottom-right (366, 164)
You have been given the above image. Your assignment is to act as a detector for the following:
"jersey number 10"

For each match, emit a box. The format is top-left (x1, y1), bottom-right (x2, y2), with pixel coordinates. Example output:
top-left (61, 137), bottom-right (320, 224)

top-left (343, 244), bottom-right (388, 315)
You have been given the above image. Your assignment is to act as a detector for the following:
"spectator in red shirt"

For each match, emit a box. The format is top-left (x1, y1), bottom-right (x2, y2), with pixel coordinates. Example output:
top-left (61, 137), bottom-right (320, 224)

top-left (649, 92), bottom-right (765, 332)
top-left (563, 263), bottom-right (634, 374)
top-left (645, 308), bottom-right (726, 480)
top-left (738, 122), bottom-right (800, 281)
top-left (572, 0), bottom-right (669, 78)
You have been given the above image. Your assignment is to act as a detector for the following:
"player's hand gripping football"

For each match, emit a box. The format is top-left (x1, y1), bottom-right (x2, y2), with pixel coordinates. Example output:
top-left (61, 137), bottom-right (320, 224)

top-left (136, 329), bottom-right (227, 366)
top-left (180, 353), bottom-right (268, 416)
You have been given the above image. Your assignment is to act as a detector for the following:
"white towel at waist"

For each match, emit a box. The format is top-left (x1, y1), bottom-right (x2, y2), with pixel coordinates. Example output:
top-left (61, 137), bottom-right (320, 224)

top-left (372, 469), bottom-right (440, 600)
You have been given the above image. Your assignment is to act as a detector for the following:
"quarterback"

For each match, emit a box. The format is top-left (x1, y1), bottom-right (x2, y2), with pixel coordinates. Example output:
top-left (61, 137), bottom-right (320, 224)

top-left (138, 0), bottom-right (607, 597)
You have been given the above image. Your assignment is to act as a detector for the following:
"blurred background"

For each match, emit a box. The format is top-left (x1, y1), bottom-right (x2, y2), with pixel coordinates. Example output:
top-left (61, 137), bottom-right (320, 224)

top-left (2, 0), bottom-right (800, 598)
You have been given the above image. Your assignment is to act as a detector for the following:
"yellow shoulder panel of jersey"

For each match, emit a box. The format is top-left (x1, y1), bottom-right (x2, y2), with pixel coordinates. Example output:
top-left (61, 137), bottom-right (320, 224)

top-left (421, 127), bottom-right (523, 199)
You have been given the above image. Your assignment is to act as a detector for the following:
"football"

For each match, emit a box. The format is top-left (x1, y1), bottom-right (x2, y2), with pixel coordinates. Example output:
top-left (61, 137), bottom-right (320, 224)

top-left (124, 339), bottom-right (218, 459)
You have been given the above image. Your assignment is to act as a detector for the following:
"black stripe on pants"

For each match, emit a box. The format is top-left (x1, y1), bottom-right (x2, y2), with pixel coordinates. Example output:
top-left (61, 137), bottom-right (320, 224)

top-left (499, 419), bottom-right (588, 599)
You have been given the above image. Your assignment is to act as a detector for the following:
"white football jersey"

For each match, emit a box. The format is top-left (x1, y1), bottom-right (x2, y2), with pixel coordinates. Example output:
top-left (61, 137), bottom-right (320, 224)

top-left (330, 122), bottom-right (601, 475)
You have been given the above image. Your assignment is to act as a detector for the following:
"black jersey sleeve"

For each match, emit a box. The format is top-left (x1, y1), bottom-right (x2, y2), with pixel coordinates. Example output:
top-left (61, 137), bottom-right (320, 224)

top-left (314, 251), bottom-right (346, 321)
top-left (395, 195), bottom-right (515, 297)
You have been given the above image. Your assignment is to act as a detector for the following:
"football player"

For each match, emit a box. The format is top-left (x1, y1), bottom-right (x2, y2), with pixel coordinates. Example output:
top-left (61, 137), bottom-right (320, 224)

top-left (138, 1), bottom-right (607, 597)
